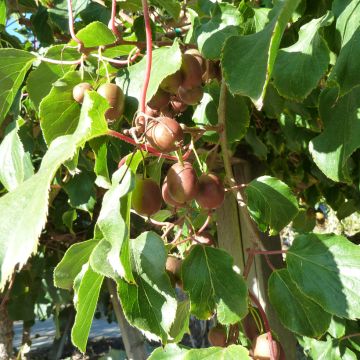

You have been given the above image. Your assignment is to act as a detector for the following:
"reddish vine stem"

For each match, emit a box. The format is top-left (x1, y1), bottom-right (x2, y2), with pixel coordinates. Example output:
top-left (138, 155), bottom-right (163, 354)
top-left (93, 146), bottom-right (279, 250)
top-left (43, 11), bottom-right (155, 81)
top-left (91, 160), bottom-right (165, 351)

top-left (140, 0), bottom-right (153, 113)
top-left (243, 252), bottom-right (255, 279)
top-left (340, 332), bottom-right (360, 342)
top-left (249, 291), bottom-right (276, 360)
top-left (110, 0), bottom-right (121, 38)
top-left (248, 249), bottom-right (287, 256)
top-left (197, 212), bottom-right (212, 234)
top-left (67, 0), bottom-right (84, 50)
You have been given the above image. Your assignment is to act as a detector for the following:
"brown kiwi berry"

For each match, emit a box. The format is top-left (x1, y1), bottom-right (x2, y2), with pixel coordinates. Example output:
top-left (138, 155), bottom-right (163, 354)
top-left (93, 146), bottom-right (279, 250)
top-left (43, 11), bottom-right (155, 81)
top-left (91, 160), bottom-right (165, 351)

top-left (97, 83), bottom-right (125, 120)
top-left (208, 325), bottom-right (227, 347)
top-left (159, 104), bottom-right (174, 118)
top-left (162, 179), bottom-right (185, 208)
top-left (145, 117), bottom-right (183, 153)
top-left (160, 71), bottom-right (183, 94)
top-left (131, 178), bottom-right (162, 217)
top-left (73, 82), bottom-right (93, 104)
top-left (170, 97), bottom-right (188, 113)
top-left (167, 162), bottom-right (199, 203)
top-left (178, 86), bottom-right (204, 105)
top-left (181, 53), bottom-right (203, 89)
top-left (252, 333), bottom-right (280, 360)
top-left (185, 48), bottom-right (206, 74)
top-left (147, 88), bottom-right (171, 110)
top-left (196, 173), bottom-right (225, 209)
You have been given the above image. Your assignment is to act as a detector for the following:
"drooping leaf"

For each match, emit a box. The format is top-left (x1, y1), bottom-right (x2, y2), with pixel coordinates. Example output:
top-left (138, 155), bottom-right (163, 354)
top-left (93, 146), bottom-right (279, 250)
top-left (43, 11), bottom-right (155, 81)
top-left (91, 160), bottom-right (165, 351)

top-left (0, 49), bottom-right (36, 126)
top-left (245, 176), bottom-right (299, 235)
top-left (148, 344), bottom-right (251, 360)
top-left (0, 92), bottom-right (108, 289)
top-left (309, 87), bottom-right (360, 182)
top-left (90, 166), bottom-right (135, 283)
top-left (71, 264), bottom-right (104, 353)
top-left (152, 0), bottom-right (181, 19)
top-left (117, 232), bottom-right (178, 342)
top-left (182, 245), bottom-right (248, 324)
top-left (169, 300), bottom-right (190, 343)
top-left (268, 269), bottom-right (331, 337)
top-left (27, 45), bottom-right (79, 108)
top-left (89, 137), bottom-right (111, 188)
top-left (0, 121), bottom-right (34, 191)
top-left (273, 12), bottom-right (332, 100)
top-left (287, 233), bottom-right (360, 319)
top-left (54, 239), bottom-right (98, 290)
top-left (221, 0), bottom-right (300, 108)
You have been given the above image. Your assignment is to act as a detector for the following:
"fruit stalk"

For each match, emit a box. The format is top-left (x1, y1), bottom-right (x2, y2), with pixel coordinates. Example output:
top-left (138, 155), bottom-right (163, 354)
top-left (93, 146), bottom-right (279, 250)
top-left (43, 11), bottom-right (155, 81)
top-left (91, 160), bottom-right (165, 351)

top-left (140, 0), bottom-right (153, 113)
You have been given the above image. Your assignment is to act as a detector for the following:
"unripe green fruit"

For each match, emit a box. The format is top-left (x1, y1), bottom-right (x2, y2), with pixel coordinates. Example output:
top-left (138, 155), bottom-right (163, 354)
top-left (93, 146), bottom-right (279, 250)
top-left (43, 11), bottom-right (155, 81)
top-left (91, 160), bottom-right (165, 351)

top-left (181, 53), bottom-right (203, 89)
top-left (178, 86), bottom-right (204, 105)
top-left (208, 325), bottom-right (227, 347)
top-left (147, 88), bottom-right (170, 110)
top-left (160, 71), bottom-right (183, 94)
top-left (252, 333), bottom-right (280, 360)
top-left (145, 117), bottom-right (183, 153)
top-left (131, 178), bottom-right (162, 217)
top-left (196, 173), bottom-right (225, 209)
top-left (162, 179), bottom-right (185, 208)
top-left (97, 83), bottom-right (125, 121)
top-left (73, 82), bottom-right (93, 104)
top-left (167, 162), bottom-right (199, 203)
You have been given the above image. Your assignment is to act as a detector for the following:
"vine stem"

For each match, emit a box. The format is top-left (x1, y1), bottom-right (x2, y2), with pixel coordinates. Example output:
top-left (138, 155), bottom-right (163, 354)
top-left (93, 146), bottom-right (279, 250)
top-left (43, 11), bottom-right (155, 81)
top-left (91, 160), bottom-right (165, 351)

top-left (110, 0), bottom-right (121, 38)
top-left (249, 291), bottom-right (276, 360)
top-left (340, 333), bottom-right (360, 342)
top-left (67, 0), bottom-right (84, 50)
top-left (248, 249), bottom-right (288, 256)
top-left (140, 0), bottom-right (153, 113)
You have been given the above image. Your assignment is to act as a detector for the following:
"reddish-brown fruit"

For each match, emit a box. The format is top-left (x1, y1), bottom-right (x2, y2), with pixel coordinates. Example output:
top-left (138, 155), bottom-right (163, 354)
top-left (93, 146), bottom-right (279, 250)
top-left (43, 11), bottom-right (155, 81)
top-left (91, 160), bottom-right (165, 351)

top-left (242, 313), bottom-right (260, 341)
top-left (160, 104), bottom-right (174, 118)
top-left (252, 333), bottom-right (280, 360)
top-left (97, 83), bottom-right (125, 120)
top-left (167, 162), bottom-right (199, 204)
top-left (145, 117), bottom-right (183, 153)
top-left (170, 98), bottom-right (188, 113)
top-left (208, 325), bottom-right (227, 347)
top-left (147, 89), bottom-right (171, 110)
top-left (131, 178), bottom-right (162, 217)
top-left (145, 105), bottom-right (159, 118)
top-left (185, 48), bottom-right (206, 74)
top-left (196, 173), bottom-right (225, 209)
top-left (160, 71), bottom-right (183, 94)
top-left (162, 179), bottom-right (185, 208)
top-left (178, 86), bottom-right (204, 105)
top-left (194, 231), bottom-right (214, 246)
top-left (181, 53), bottom-right (203, 89)
top-left (73, 82), bottom-right (93, 103)
top-left (166, 256), bottom-right (182, 279)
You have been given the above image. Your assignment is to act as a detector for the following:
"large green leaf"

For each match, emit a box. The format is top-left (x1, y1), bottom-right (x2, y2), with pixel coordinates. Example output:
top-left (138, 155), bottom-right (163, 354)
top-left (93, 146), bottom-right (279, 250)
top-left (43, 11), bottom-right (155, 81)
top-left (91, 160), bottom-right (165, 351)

top-left (0, 0), bottom-right (6, 25)
top-left (287, 233), bottom-right (360, 319)
top-left (309, 87), bottom-right (360, 182)
top-left (182, 245), bottom-right (248, 324)
top-left (269, 269), bottom-right (331, 337)
top-left (27, 45), bottom-right (79, 108)
top-left (149, 344), bottom-right (251, 359)
top-left (273, 12), bottom-right (332, 100)
top-left (245, 176), bottom-right (299, 235)
top-left (0, 92), bottom-right (108, 289)
top-left (90, 166), bottom-right (135, 283)
top-left (71, 264), bottom-right (104, 353)
top-left (54, 239), bottom-right (98, 290)
top-left (116, 41), bottom-right (182, 116)
top-left (0, 121), bottom-right (34, 191)
top-left (152, 0), bottom-right (180, 19)
top-left (0, 49), bottom-right (36, 126)
top-left (117, 232), bottom-right (178, 342)
top-left (221, 0), bottom-right (300, 108)
top-left (39, 71), bottom-right (92, 145)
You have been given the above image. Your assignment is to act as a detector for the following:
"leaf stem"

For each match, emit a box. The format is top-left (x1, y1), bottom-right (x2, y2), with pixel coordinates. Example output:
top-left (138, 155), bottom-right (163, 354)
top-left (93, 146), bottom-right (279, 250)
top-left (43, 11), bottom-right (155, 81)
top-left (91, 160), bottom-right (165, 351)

top-left (67, 0), bottom-right (84, 51)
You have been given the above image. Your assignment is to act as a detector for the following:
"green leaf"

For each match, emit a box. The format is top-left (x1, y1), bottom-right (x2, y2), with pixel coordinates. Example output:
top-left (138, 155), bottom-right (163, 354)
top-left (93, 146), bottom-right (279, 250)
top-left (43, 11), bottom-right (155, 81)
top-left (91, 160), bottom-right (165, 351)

top-left (182, 245), bottom-right (248, 324)
top-left (328, 317), bottom-right (346, 338)
top-left (89, 138), bottom-right (111, 188)
top-left (117, 232), bottom-right (178, 342)
top-left (268, 269), bottom-right (331, 337)
top-left (27, 45), bottom-right (78, 108)
top-left (152, 0), bottom-right (180, 19)
top-left (149, 344), bottom-right (251, 359)
top-left (0, 0), bottom-right (6, 26)
top-left (71, 264), bottom-right (104, 353)
top-left (169, 300), bottom-right (190, 343)
top-left (273, 12), bottom-right (332, 100)
top-left (292, 209), bottom-right (316, 233)
top-left (0, 49), bottom-right (36, 126)
top-left (222, 0), bottom-right (300, 108)
top-left (194, 3), bottom-right (241, 60)
top-left (0, 121), bottom-right (34, 191)
top-left (54, 239), bottom-right (98, 290)
top-left (90, 166), bottom-right (135, 283)
top-left (0, 92), bottom-right (108, 289)
top-left (39, 71), bottom-right (93, 145)
top-left (287, 233), bottom-right (360, 319)
top-left (116, 41), bottom-right (182, 116)
top-left (309, 87), bottom-right (360, 182)
top-left (245, 176), bottom-right (299, 235)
